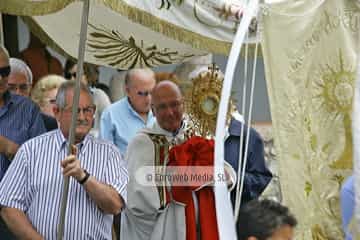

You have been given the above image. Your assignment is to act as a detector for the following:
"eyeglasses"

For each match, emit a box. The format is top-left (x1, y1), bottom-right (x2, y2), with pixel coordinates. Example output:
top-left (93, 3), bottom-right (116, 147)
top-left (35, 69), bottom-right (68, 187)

top-left (0, 66), bottom-right (10, 78)
top-left (137, 90), bottom-right (151, 97)
top-left (153, 100), bottom-right (183, 113)
top-left (63, 106), bottom-right (96, 116)
top-left (7, 83), bottom-right (30, 92)
top-left (65, 72), bottom-right (76, 79)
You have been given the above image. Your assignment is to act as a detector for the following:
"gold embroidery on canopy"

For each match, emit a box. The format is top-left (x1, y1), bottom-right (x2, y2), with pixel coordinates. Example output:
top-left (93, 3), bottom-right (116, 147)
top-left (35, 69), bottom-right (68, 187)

top-left (87, 23), bottom-right (195, 69)
top-left (313, 51), bottom-right (355, 169)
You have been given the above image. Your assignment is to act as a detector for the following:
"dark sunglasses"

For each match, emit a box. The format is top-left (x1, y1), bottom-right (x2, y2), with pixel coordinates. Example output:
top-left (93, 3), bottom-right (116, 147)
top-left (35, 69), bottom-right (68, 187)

top-left (65, 72), bottom-right (76, 79)
top-left (0, 66), bottom-right (10, 78)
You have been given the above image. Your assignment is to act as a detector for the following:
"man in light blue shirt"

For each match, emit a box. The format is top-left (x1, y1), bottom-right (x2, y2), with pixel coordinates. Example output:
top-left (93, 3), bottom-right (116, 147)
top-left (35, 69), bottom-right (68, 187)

top-left (100, 68), bottom-right (156, 156)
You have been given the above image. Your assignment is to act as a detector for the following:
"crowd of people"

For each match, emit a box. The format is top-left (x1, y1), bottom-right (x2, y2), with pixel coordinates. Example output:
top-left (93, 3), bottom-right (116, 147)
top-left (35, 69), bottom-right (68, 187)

top-left (0, 43), bottom-right (301, 240)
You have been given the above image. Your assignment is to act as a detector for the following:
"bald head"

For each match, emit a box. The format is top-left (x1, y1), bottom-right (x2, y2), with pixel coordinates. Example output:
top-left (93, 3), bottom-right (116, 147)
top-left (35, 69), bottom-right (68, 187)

top-left (125, 68), bottom-right (156, 117)
top-left (125, 68), bottom-right (155, 87)
top-left (152, 80), bottom-right (182, 103)
top-left (152, 80), bottom-right (184, 133)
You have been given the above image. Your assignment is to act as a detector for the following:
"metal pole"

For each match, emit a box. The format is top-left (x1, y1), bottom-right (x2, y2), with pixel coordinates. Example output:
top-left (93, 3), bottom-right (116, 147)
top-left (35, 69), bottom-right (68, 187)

top-left (0, 13), bottom-right (4, 45)
top-left (57, 0), bottom-right (90, 239)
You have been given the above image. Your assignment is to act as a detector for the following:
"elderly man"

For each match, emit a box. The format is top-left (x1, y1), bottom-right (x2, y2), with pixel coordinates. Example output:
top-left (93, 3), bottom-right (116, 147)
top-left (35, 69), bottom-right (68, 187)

top-left (0, 46), bottom-right (46, 239)
top-left (0, 48), bottom-right (46, 180)
top-left (0, 81), bottom-right (128, 239)
top-left (8, 57), bottom-right (58, 131)
top-left (64, 60), bottom-right (111, 137)
top-left (121, 81), bottom-right (199, 240)
top-left (100, 68), bottom-right (156, 156)
top-left (7, 58), bottom-right (33, 96)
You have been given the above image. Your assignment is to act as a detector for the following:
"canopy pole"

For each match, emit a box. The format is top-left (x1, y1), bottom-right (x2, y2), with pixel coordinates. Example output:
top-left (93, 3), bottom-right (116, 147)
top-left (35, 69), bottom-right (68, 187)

top-left (57, 0), bottom-right (90, 239)
top-left (352, 15), bottom-right (360, 238)
top-left (214, 1), bottom-right (259, 239)
top-left (233, 35), bottom-right (249, 217)
top-left (0, 14), bottom-right (4, 45)
top-left (234, 41), bottom-right (259, 221)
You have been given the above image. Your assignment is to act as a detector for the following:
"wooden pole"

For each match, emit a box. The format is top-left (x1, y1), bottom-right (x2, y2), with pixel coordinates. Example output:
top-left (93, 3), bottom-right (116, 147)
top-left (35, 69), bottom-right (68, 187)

top-left (0, 14), bottom-right (4, 45)
top-left (57, 0), bottom-right (90, 239)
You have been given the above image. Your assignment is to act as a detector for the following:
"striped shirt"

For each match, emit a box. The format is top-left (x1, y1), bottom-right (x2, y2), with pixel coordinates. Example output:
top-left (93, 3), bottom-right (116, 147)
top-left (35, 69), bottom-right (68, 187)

top-left (0, 129), bottom-right (128, 240)
top-left (0, 91), bottom-right (46, 180)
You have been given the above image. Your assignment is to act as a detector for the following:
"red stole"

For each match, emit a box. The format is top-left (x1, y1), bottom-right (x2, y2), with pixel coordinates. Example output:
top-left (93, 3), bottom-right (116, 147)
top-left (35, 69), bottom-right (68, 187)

top-left (168, 136), bottom-right (219, 240)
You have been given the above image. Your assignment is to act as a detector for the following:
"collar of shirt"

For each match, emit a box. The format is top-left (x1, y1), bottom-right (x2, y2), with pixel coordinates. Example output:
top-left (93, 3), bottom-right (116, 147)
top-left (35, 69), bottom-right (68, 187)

top-left (172, 120), bottom-right (185, 137)
top-left (231, 111), bottom-right (244, 123)
top-left (125, 97), bottom-right (153, 123)
top-left (225, 112), bottom-right (245, 140)
top-left (54, 129), bottom-right (91, 154)
top-left (148, 120), bottom-right (187, 145)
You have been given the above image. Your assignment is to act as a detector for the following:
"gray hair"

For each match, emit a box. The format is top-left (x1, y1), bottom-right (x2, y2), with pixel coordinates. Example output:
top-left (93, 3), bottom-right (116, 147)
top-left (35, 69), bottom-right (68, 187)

top-left (125, 68), bottom-right (155, 86)
top-left (56, 80), bottom-right (93, 109)
top-left (0, 45), bottom-right (10, 65)
top-left (9, 58), bottom-right (33, 84)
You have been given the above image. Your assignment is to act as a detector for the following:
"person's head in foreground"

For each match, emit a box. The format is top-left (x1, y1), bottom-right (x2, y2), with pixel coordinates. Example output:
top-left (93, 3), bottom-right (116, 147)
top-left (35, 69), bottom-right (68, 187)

top-left (151, 80), bottom-right (184, 133)
top-left (53, 80), bottom-right (95, 143)
top-left (238, 199), bottom-right (297, 240)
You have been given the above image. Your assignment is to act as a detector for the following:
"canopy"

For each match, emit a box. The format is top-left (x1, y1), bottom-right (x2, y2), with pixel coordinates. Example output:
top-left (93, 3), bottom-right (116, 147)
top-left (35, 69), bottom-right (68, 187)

top-left (0, 0), bottom-right (254, 69)
top-left (1, 1), bottom-right (256, 240)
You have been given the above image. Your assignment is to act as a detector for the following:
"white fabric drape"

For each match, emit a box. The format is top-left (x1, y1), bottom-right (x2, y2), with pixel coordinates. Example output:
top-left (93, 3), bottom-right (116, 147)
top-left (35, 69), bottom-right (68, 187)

top-left (261, 0), bottom-right (359, 238)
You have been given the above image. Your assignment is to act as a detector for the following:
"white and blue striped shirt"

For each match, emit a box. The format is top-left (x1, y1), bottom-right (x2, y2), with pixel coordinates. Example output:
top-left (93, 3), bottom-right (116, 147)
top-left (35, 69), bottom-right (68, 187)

top-left (0, 129), bottom-right (128, 240)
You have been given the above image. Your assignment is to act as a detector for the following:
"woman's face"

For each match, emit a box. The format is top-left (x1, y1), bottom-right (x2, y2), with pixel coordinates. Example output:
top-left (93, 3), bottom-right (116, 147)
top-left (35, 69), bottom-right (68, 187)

top-left (41, 88), bottom-right (58, 117)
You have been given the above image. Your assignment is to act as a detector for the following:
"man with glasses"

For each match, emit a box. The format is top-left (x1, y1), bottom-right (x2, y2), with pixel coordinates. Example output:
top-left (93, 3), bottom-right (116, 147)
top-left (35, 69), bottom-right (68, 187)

top-left (100, 68), bottom-right (156, 156)
top-left (101, 68), bottom-right (156, 239)
top-left (121, 81), bottom-right (193, 240)
top-left (8, 57), bottom-right (58, 131)
top-left (7, 58), bottom-right (32, 96)
top-left (0, 80), bottom-right (128, 239)
top-left (0, 46), bottom-right (46, 239)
